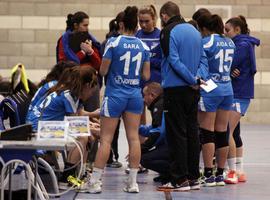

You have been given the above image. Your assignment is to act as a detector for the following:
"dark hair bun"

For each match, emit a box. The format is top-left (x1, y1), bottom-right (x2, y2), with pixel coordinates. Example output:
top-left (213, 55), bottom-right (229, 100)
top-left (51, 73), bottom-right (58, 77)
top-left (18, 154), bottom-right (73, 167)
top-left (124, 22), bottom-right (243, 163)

top-left (124, 6), bottom-right (138, 18)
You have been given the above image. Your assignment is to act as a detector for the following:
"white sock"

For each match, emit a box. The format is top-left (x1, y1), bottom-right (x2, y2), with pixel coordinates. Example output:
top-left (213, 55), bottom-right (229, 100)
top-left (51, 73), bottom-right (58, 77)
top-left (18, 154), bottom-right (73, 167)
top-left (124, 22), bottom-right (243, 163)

top-left (90, 167), bottom-right (103, 184)
top-left (236, 157), bottom-right (244, 173)
top-left (227, 158), bottom-right (236, 171)
top-left (128, 168), bottom-right (138, 185)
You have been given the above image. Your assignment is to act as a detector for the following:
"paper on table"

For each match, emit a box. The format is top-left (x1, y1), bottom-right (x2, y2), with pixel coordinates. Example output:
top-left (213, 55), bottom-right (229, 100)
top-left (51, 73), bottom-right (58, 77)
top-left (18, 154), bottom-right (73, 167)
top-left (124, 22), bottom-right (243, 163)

top-left (200, 79), bottom-right (218, 93)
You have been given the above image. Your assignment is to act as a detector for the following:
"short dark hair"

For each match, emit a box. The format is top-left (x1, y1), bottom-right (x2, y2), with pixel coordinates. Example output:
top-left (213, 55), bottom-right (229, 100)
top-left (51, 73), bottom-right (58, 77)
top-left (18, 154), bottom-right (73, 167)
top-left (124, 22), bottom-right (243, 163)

top-left (160, 1), bottom-right (180, 18)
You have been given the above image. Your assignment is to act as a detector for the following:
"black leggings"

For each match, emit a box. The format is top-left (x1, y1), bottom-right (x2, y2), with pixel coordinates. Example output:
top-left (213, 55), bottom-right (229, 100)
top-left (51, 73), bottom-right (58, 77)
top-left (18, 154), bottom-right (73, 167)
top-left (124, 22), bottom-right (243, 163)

top-left (233, 122), bottom-right (243, 148)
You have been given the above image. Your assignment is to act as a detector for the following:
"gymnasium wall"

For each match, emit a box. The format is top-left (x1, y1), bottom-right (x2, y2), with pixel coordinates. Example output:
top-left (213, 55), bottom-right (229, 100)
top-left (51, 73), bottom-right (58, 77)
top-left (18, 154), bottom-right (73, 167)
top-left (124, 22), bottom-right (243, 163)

top-left (0, 0), bottom-right (269, 124)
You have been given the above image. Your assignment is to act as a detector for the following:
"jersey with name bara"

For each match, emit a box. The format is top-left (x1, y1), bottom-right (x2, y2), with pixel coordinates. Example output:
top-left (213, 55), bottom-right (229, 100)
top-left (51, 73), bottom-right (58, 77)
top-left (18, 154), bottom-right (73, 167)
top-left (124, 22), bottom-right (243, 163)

top-left (202, 34), bottom-right (235, 96)
top-left (103, 35), bottom-right (150, 98)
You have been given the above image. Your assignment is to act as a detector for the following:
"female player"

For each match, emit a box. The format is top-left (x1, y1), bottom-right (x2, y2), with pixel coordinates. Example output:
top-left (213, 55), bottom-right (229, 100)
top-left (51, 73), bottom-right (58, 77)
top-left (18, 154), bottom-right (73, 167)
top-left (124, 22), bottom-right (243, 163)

top-left (84, 6), bottom-right (150, 194)
top-left (224, 16), bottom-right (260, 184)
top-left (197, 14), bottom-right (235, 187)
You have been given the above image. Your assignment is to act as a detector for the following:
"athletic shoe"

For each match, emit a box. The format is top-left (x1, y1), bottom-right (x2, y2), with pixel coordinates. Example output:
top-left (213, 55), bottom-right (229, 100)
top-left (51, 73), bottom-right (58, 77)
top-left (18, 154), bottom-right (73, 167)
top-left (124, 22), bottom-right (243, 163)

top-left (189, 179), bottom-right (200, 190)
top-left (201, 175), bottom-right (216, 187)
top-left (138, 166), bottom-right (148, 174)
top-left (125, 166), bottom-right (148, 174)
top-left (106, 160), bottom-right (123, 168)
top-left (173, 180), bottom-right (190, 192)
top-left (78, 179), bottom-right (103, 192)
top-left (224, 170), bottom-right (238, 184)
top-left (157, 182), bottom-right (175, 191)
top-left (158, 180), bottom-right (190, 192)
top-left (237, 172), bottom-right (247, 183)
top-left (215, 175), bottom-right (225, 186)
top-left (123, 182), bottom-right (139, 193)
top-left (84, 181), bottom-right (102, 194)
top-left (59, 175), bottom-right (81, 190)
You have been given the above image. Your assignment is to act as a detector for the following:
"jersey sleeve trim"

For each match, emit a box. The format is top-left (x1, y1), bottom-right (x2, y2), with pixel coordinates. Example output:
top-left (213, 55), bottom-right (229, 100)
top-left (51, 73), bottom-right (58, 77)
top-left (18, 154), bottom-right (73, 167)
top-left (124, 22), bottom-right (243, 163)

top-left (203, 34), bottom-right (215, 49)
top-left (63, 91), bottom-right (79, 113)
top-left (103, 35), bottom-right (122, 56)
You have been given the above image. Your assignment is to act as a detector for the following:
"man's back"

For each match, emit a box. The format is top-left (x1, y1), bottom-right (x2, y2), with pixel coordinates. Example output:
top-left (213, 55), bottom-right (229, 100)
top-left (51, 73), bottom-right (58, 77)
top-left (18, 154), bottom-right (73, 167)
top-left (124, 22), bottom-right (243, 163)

top-left (161, 23), bottom-right (203, 88)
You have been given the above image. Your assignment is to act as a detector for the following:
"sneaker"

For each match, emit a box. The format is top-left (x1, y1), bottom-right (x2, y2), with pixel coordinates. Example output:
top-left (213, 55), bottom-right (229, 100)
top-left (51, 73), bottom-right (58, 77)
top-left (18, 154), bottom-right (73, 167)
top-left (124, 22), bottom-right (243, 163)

top-left (189, 179), bottom-right (200, 190)
top-left (125, 166), bottom-right (148, 174)
top-left (157, 182), bottom-right (175, 191)
top-left (173, 180), bottom-right (190, 192)
top-left (106, 160), bottom-right (123, 168)
top-left (78, 179), bottom-right (103, 193)
top-left (224, 170), bottom-right (238, 184)
top-left (215, 175), bottom-right (225, 186)
top-left (158, 180), bottom-right (190, 192)
top-left (201, 175), bottom-right (216, 187)
top-left (123, 182), bottom-right (139, 193)
top-left (138, 166), bottom-right (148, 174)
top-left (237, 172), bottom-right (247, 183)
top-left (87, 181), bottom-right (102, 194)
top-left (59, 175), bottom-right (80, 190)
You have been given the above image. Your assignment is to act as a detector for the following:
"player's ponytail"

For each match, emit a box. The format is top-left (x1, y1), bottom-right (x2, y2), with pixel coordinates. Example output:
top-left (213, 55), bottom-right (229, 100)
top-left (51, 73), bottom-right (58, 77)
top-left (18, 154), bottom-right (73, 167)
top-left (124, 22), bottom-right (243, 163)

top-left (123, 6), bottom-right (138, 32)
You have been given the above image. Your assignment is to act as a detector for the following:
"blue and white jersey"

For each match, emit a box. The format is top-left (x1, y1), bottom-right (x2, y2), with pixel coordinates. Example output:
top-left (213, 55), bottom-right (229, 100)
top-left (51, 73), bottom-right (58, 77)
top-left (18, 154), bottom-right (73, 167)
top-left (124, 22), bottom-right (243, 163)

top-left (28, 81), bottom-right (57, 115)
top-left (136, 28), bottom-right (162, 84)
top-left (27, 90), bottom-right (79, 131)
top-left (103, 35), bottom-right (150, 98)
top-left (202, 34), bottom-right (235, 96)
top-left (136, 28), bottom-right (162, 71)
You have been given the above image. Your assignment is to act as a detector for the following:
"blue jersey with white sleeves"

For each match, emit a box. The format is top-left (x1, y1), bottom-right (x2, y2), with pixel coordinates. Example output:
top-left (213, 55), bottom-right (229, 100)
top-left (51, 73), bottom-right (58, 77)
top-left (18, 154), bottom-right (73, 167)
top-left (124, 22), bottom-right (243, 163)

top-left (201, 34), bottom-right (235, 96)
top-left (26, 90), bottom-right (79, 131)
top-left (28, 81), bottom-right (57, 115)
top-left (103, 35), bottom-right (150, 98)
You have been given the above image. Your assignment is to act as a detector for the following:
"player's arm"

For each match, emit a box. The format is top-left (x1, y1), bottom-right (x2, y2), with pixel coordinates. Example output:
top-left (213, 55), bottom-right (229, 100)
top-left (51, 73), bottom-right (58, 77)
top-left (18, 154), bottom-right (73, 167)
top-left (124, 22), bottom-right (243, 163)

top-left (99, 58), bottom-right (111, 76)
top-left (142, 61), bottom-right (150, 81)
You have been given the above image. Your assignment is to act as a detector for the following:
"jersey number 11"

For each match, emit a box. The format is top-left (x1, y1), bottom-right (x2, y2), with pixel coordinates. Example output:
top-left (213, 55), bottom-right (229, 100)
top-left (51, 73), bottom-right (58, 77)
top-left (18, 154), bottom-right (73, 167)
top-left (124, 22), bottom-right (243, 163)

top-left (120, 51), bottom-right (142, 76)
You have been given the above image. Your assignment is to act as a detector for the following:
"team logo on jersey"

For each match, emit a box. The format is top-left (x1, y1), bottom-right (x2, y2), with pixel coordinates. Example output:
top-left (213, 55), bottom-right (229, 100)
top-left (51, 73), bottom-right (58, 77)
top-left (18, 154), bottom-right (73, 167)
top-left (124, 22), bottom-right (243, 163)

top-left (114, 75), bottom-right (139, 85)
top-left (211, 73), bottom-right (221, 82)
top-left (115, 75), bottom-right (123, 84)
top-left (151, 42), bottom-right (159, 50)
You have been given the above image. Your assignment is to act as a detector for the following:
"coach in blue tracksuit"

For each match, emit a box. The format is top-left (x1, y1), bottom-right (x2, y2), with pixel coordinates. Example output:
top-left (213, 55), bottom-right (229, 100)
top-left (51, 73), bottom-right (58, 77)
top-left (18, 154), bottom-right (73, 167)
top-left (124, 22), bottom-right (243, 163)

top-left (158, 2), bottom-right (208, 191)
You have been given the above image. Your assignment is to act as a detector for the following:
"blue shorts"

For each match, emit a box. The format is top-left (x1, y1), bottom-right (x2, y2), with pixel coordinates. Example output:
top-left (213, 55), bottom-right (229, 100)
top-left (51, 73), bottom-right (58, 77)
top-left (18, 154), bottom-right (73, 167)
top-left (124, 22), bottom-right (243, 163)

top-left (101, 96), bottom-right (144, 118)
top-left (199, 95), bottom-right (233, 112)
top-left (231, 98), bottom-right (250, 116)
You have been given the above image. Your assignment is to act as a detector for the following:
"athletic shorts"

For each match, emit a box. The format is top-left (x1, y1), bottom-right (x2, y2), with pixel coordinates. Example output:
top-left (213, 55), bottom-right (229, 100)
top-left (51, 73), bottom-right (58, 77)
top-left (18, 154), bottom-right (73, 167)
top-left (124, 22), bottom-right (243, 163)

top-left (101, 96), bottom-right (144, 118)
top-left (231, 98), bottom-right (250, 116)
top-left (199, 95), bottom-right (233, 112)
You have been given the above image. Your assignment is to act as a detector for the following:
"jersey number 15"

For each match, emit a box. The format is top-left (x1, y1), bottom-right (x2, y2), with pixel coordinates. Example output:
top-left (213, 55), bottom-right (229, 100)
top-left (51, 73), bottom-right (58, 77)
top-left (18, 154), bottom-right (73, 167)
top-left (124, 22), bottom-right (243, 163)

top-left (215, 49), bottom-right (234, 73)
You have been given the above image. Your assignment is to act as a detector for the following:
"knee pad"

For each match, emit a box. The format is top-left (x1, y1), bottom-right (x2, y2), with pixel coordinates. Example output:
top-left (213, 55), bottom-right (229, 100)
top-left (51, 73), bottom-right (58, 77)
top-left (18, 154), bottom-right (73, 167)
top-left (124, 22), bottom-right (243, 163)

top-left (215, 131), bottom-right (229, 149)
top-left (199, 128), bottom-right (215, 145)
top-left (233, 127), bottom-right (243, 148)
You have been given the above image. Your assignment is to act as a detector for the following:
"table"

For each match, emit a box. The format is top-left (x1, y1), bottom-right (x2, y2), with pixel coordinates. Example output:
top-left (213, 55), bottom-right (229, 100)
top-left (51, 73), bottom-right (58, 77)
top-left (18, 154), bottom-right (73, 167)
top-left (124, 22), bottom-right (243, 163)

top-left (0, 139), bottom-right (72, 200)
